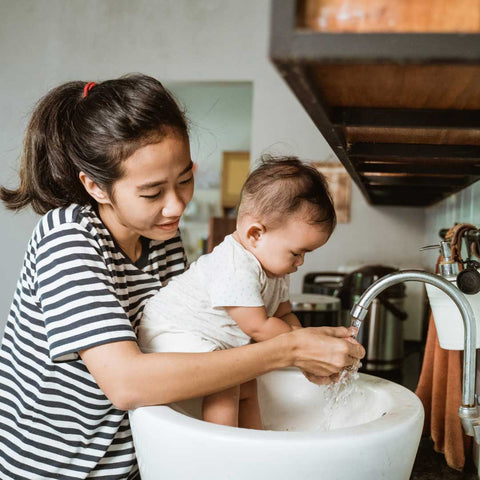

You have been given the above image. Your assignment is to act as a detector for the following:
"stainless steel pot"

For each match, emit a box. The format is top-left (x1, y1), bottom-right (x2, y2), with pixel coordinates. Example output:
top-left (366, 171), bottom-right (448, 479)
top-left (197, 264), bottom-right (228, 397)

top-left (290, 293), bottom-right (341, 328)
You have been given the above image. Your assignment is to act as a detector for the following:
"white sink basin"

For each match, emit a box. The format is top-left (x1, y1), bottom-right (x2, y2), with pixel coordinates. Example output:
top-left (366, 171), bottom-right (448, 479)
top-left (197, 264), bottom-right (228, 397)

top-left (130, 368), bottom-right (424, 480)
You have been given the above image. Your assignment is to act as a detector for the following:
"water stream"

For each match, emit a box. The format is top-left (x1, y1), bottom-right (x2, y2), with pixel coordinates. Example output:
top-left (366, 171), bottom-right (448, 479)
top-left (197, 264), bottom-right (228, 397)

top-left (315, 320), bottom-right (363, 431)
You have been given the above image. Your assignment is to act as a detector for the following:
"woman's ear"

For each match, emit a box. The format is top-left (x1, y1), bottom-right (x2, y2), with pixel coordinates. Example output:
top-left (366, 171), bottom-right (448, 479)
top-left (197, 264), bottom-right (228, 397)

top-left (245, 222), bottom-right (266, 247)
top-left (79, 172), bottom-right (111, 205)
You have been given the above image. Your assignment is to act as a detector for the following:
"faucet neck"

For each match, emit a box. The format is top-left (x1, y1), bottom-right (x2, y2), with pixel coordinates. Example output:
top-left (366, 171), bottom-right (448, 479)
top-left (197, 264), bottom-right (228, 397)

top-left (350, 269), bottom-right (476, 408)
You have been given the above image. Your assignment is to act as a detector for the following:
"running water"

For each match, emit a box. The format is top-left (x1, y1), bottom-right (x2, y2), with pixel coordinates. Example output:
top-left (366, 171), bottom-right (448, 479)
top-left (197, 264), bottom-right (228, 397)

top-left (315, 319), bottom-right (364, 431)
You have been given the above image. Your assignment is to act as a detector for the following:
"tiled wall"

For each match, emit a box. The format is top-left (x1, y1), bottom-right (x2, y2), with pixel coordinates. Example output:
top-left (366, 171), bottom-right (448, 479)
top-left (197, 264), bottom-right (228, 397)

top-left (425, 182), bottom-right (480, 246)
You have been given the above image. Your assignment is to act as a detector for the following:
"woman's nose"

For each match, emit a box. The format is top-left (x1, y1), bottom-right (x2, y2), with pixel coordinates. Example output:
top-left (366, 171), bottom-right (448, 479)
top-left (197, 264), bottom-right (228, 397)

top-left (162, 192), bottom-right (186, 217)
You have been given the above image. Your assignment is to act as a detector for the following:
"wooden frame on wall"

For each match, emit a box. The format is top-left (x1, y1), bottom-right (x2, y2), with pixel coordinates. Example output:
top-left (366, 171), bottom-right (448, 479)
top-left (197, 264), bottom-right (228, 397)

top-left (313, 161), bottom-right (351, 223)
top-left (221, 151), bottom-right (250, 213)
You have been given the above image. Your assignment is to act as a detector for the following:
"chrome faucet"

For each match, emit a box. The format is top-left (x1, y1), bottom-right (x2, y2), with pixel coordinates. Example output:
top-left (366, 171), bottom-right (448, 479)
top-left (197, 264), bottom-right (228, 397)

top-left (350, 270), bottom-right (479, 437)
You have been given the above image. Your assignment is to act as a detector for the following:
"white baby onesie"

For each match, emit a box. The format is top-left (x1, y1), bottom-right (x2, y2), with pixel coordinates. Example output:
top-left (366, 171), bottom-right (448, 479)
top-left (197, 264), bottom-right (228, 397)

top-left (138, 234), bottom-right (289, 353)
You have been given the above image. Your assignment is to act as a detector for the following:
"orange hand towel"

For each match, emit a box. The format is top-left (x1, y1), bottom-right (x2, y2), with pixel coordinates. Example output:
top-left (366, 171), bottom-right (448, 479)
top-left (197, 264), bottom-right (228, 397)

top-left (415, 314), bottom-right (471, 471)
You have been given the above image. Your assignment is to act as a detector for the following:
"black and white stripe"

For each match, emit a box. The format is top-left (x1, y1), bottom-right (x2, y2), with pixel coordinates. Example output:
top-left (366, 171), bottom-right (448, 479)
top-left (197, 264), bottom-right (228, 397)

top-left (0, 204), bottom-right (186, 479)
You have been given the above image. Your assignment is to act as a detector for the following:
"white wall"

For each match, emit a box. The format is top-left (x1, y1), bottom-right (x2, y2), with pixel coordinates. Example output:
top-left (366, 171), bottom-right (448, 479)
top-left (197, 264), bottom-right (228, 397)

top-left (0, 0), bottom-right (426, 338)
top-left (167, 82), bottom-right (253, 189)
top-left (167, 81), bottom-right (253, 259)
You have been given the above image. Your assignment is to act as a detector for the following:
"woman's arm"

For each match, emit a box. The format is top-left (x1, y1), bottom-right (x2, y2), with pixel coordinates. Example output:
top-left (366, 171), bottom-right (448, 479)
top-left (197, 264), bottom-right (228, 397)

top-left (79, 326), bottom-right (364, 411)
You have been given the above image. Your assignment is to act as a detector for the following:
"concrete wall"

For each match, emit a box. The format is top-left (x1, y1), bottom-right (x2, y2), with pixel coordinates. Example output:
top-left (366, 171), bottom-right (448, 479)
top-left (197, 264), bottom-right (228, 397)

top-left (0, 0), bottom-right (426, 338)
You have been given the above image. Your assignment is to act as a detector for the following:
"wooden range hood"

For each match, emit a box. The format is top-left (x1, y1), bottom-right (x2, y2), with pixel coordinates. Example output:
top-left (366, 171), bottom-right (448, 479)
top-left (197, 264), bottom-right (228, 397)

top-left (270, 0), bottom-right (480, 206)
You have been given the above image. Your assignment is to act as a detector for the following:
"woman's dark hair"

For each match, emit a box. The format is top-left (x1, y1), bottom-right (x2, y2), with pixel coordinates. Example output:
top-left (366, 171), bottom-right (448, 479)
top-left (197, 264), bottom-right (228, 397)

top-left (1, 74), bottom-right (188, 214)
top-left (238, 155), bottom-right (337, 233)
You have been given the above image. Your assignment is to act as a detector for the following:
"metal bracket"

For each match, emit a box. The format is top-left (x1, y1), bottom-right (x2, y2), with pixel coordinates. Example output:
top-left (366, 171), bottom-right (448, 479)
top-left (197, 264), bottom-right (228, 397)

top-left (459, 405), bottom-right (480, 437)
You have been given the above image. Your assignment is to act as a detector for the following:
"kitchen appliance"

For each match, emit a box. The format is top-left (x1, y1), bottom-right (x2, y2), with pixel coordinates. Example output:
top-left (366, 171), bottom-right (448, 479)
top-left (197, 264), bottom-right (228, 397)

top-left (290, 293), bottom-right (341, 328)
top-left (303, 272), bottom-right (345, 298)
top-left (303, 265), bottom-right (407, 372)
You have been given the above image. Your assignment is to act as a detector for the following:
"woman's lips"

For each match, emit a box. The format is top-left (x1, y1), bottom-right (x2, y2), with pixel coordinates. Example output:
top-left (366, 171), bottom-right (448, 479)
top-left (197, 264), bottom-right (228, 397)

top-left (156, 220), bottom-right (179, 231)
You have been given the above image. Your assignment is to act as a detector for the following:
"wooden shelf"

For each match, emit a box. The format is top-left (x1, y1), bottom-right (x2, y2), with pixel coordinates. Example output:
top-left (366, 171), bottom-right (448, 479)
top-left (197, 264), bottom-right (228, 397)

top-left (270, 0), bottom-right (480, 206)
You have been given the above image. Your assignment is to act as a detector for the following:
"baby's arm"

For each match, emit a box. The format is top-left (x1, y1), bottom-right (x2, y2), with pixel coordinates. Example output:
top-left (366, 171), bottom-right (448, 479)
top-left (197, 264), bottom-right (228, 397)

top-left (273, 301), bottom-right (302, 330)
top-left (225, 305), bottom-right (294, 342)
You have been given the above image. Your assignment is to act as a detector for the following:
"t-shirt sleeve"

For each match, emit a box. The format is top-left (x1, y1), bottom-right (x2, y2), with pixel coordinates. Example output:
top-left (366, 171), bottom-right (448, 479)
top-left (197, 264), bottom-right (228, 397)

top-left (35, 224), bottom-right (137, 362)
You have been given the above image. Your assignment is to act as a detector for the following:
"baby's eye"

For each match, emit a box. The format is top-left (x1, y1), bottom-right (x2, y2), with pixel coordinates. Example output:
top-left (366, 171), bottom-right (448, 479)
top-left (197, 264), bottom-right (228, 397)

top-left (291, 252), bottom-right (301, 257)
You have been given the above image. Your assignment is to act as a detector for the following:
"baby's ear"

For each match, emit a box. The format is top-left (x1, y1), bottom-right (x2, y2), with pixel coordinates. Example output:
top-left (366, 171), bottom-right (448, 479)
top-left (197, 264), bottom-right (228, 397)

top-left (245, 222), bottom-right (266, 246)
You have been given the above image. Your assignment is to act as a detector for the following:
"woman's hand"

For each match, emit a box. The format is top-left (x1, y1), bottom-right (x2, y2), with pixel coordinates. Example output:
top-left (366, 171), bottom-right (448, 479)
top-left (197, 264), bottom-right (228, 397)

top-left (302, 371), bottom-right (341, 385)
top-left (288, 326), bottom-right (365, 380)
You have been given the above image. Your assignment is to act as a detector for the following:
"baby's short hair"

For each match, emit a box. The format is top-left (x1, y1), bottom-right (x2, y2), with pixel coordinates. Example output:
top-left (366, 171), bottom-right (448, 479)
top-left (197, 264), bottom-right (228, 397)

top-left (238, 155), bottom-right (336, 232)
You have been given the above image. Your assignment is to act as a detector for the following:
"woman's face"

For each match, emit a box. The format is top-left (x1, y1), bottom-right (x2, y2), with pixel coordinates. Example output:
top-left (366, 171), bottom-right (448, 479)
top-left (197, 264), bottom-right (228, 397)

top-left (99, 134), bottom-right (194, 243)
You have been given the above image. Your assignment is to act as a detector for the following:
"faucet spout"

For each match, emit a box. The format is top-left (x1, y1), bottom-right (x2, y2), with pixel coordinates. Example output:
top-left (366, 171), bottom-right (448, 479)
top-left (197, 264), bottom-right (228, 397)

top-left (350, 269), bottom-right (478, 434)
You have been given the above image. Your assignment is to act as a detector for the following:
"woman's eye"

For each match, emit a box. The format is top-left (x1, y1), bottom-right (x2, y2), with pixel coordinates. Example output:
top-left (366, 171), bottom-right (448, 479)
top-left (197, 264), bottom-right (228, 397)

top-left (140, 192), bottom-right (162, 199)
top-left (179, 176), bottom-right (194, 185)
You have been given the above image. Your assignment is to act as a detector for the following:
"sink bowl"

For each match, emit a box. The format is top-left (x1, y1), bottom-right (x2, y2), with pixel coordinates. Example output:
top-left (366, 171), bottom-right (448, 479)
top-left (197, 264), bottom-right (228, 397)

top-left (129, 368), bottom-right (424, 480)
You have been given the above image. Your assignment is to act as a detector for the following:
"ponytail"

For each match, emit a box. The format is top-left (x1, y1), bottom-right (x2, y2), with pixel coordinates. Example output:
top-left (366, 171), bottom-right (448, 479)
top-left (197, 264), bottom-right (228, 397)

top-left (1, 74), bottom-right (188, 214)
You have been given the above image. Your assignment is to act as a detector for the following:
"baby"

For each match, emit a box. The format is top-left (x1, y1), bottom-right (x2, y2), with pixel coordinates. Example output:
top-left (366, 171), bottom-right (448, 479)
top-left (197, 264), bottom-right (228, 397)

top-left (138, 155), bottom-right (337, 428)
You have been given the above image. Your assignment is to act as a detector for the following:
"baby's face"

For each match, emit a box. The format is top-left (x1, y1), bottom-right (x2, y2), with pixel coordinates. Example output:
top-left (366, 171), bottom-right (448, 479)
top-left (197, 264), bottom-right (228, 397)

top-left (254, 218), bottom-right (330, 277)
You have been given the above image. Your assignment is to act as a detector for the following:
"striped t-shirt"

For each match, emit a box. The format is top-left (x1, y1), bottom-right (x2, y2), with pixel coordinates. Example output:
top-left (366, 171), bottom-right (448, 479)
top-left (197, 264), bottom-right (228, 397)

top-left (0, 204), bottom-right (187, 479)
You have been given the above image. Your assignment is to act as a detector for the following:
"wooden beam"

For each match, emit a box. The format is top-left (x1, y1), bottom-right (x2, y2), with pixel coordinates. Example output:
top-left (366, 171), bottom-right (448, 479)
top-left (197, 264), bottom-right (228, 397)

top-left (333, 108), bottom-right (480, 129)
top-left (349, 143), bottom-right (480, 159)
top-left (270, 0), bottom-right (480, 64)
top-left (353, 160), bottom-right (480, 175)
top-left (361, 172), bottom-right (474, 187)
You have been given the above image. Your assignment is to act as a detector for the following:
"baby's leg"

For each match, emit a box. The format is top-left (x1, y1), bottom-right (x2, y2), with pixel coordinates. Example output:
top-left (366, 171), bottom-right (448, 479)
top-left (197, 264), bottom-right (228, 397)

top-left (238, 378), bottom-right (263, 430)
top-left (202, 385), bottom-right (240, 427)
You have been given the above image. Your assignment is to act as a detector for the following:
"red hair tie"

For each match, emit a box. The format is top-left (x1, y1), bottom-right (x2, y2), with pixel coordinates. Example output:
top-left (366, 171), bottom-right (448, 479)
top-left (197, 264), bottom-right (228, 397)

top-left (83, 82), bottom-right (97, 98)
